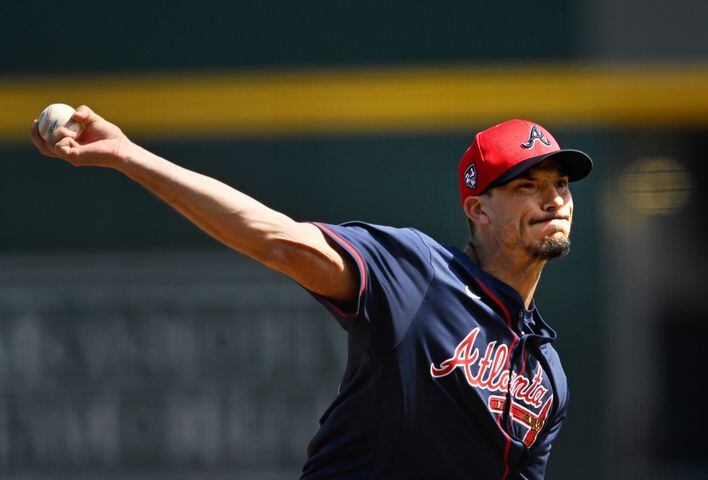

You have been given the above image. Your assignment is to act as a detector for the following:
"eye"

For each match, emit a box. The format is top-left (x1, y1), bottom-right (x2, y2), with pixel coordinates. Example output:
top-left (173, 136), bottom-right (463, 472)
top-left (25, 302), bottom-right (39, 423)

top-left (556, 178), bottom-right (569, 189)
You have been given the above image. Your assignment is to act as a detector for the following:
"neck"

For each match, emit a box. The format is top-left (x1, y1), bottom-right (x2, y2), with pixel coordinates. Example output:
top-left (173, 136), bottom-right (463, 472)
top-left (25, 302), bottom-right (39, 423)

top-left (464, 242), bottom-right (545, 309)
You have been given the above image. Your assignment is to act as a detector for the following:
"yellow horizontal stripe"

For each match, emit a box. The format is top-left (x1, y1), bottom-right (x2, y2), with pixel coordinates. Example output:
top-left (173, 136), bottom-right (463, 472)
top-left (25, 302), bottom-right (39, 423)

top-left (2, 62), bottom-right (708, 143)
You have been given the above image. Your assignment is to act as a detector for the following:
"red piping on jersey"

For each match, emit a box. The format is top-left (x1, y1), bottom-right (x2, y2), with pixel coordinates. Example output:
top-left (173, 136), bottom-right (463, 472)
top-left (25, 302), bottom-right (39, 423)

top-left (311, 222), bottom-right (367, 318)
top-left (473, 278), bottom-right (514, 333)
top-left (474, 277), bottom-right (519, 480)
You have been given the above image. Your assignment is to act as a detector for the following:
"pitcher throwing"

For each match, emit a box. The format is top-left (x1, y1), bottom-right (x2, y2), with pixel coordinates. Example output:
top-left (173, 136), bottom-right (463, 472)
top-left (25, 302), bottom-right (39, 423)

top-left (31, 107), bottom-right (592, 479)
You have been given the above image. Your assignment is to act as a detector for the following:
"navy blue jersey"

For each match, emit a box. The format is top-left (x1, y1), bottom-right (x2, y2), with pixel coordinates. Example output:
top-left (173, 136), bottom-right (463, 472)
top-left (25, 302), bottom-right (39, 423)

top-left (301, 222), bottom-right (568, 480)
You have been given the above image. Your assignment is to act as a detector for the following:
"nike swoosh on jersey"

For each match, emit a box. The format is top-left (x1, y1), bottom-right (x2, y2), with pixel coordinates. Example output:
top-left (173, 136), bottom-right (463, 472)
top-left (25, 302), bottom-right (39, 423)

top-left (465, 285), bottom-right (481, 300)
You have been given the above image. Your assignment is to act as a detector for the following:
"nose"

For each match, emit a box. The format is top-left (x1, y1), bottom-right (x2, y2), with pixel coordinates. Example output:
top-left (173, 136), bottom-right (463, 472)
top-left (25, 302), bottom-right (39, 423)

top-left (542, 185), bottom-right (565, 211)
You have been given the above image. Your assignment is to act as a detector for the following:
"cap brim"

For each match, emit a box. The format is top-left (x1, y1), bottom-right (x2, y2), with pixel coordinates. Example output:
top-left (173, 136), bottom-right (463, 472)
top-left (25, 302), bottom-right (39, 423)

top-left (487, 149), bottom-right (593, 190)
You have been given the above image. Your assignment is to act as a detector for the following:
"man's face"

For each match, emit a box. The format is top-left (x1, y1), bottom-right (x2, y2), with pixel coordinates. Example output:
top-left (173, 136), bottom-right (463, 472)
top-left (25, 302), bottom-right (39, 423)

top-left (482, 159), bottom-right (573, 261)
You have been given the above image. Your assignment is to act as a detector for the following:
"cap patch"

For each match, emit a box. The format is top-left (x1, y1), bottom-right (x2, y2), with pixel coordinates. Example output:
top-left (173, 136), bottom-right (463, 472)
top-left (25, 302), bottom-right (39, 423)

top-left (521, 125), bottom-right (552, 149)
top-left (464, 163), bottom-right (477, 189)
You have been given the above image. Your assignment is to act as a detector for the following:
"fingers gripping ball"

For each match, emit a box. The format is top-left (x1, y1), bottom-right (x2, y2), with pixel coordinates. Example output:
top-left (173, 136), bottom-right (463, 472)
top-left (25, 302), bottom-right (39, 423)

top-left (37, 103), bottom-right (84, 141)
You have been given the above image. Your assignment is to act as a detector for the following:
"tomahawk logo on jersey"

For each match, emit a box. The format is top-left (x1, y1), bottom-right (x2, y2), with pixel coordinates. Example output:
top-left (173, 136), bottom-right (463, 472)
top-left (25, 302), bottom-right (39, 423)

top-left (301, 222), bottom-right (568, 480)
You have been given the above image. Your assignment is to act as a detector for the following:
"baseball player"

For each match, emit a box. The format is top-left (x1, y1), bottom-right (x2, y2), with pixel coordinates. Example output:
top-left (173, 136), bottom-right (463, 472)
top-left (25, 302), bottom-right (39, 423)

top-left (31, 107), bottom-right (592, 479)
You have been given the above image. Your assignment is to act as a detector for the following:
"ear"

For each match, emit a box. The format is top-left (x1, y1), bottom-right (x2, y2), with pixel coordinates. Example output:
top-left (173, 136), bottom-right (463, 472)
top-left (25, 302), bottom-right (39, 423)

top-left (463, 195), bottom-right (490, 228)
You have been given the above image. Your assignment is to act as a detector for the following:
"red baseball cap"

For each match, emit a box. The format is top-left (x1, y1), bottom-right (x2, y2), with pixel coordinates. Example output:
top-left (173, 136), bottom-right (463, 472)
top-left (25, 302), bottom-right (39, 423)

top-left (458, 119), bottom-right (592, 205)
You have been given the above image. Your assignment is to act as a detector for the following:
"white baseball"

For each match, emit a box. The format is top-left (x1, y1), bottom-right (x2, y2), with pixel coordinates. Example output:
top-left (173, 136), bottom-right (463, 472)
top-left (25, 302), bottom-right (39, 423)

top-left (37, 103), bottom-right (85, 141)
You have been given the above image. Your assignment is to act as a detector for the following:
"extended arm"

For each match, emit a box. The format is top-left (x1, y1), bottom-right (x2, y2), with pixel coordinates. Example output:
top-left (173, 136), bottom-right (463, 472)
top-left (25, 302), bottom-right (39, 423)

top-left (30, 106), bottom-right (357, 305)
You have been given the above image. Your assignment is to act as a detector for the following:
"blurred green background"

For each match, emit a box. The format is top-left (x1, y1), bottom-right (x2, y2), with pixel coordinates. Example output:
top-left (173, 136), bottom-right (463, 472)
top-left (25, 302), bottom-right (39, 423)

top-left (2, 1), bottom-right (707, 479)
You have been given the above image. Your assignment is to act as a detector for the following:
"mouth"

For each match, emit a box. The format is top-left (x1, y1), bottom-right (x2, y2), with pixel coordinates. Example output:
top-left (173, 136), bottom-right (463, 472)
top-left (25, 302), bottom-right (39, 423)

top-left (530, 216), bottom-right (569, 226)
top-left (528, 218), bottom-right (570, 238)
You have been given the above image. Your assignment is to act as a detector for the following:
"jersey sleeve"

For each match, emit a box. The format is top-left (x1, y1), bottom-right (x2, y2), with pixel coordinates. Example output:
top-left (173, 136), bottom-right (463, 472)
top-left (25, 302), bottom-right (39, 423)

top-left (306, 221), bottom-right (435, 350)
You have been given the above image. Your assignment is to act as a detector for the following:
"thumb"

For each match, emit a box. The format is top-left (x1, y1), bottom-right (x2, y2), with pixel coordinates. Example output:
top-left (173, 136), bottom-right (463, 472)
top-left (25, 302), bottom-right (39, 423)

top-left (72, 105), bottom-right (103, 127)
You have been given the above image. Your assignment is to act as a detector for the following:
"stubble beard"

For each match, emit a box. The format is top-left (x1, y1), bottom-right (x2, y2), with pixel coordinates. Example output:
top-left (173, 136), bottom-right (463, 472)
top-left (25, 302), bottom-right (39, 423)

top-left (525, 236), bottom-right (571, 260)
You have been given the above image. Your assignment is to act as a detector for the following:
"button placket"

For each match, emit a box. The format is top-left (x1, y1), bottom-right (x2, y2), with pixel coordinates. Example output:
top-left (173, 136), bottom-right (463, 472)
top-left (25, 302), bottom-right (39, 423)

top-left (518, 310), bottom-right (525, 336)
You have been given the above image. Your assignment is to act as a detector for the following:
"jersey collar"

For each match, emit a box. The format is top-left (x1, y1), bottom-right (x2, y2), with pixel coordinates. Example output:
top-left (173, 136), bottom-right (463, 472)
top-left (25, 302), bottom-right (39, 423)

top-left (445, 245), bottom-right (556, 343)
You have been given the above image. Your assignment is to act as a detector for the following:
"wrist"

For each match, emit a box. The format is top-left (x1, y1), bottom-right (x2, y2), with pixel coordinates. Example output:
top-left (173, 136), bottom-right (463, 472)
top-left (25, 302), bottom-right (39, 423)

top-left (113, 138), bottom-right (143, 172)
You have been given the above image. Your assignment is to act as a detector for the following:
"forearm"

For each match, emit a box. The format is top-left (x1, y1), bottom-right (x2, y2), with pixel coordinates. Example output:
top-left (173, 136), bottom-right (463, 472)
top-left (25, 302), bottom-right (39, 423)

top-left (31, 104), bottom-right (357, 302)
top-left (116, 141), bottom-right (297, 263)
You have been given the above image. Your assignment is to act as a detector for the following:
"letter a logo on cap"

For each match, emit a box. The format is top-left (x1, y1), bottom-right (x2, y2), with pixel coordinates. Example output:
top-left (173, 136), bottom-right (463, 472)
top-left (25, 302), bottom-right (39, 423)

top-left (521, 125), bottom-right (552, 149)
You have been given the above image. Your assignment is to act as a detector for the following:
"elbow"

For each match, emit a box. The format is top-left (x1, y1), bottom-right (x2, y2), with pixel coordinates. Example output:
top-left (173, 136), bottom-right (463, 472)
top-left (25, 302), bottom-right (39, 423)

top-left (259, 233), bottom-right (341, 288)
top-left (258, 236), bottom-right (294, 274)
top-left (256, 232), bottom-right (313, 278)
top-left (229, 221), bottom-right (352, 301)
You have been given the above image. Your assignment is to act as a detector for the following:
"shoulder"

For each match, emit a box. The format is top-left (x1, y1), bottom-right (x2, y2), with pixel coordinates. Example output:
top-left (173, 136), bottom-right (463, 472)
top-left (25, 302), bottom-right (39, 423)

top-left (313, 221), bottom-right (439, 262)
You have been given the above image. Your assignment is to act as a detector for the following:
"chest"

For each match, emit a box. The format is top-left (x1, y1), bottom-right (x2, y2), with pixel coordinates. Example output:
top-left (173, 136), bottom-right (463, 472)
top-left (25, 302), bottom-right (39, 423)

top-left (406, 280), bottom-right (558, 447)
